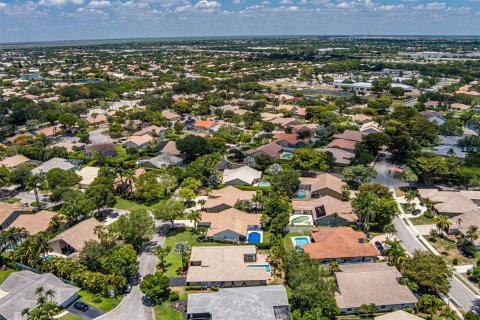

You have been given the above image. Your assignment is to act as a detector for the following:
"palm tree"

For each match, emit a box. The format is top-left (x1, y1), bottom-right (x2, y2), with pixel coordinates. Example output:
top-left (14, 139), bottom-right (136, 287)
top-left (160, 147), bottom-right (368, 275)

top-left (456, 218), bottom-right (463, 231)
top-left (123, 169), bottom-right (137, 198)
top-left (174, 241), bottom-right (191, 271)
top-left (48, 214), bottom-right (65, 231)
top-left (329, 261), bottom-right (340, 275)
top-left (187, 210), bottom-right (202, 230)
top-left (0, 227), bottom-right (29, 253)
top-left (91, 113), bottom-right (98, 126)
top-left (404, 190), bottom-right (416, 206)
top-left (198, 199), bottom-right (206, 211)
top-left (383, 239), bottom-right (406, 266)
top-left (466, 225), bottom-right (480, 243)
top-left (383, 224), bottom-right (396, 240)
top-left (436, 215), bottom-right (452, 236)
top-left (94, 225), bottom-right (116, 248)
top-left (26, 174), bottom-right (45, 210)
top-left (440, 307), bottom-right (457, 320)
top-left (331, 212), bottom-right (339, 227)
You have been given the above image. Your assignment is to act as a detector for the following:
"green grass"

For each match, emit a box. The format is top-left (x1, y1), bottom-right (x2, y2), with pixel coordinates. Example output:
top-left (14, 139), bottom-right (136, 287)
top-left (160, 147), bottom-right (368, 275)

top-left (164, 228), bottom-right (199, 278)
top-left (3, 197), bottom-right (20, 204)
top-left (0, 269), bottom-right (16, 285)
top-left (31, 201), bottom-right (47, 207)
top-left (58, 313), bottom-right (84, 320)
top-left (154, 301), bottom-right (183, 320)
top-left (77, 290), bottom-right (122, 312)
top-left (114, 144), bottom-right (127, 158)
top-left (114, 198), bottom-right (151, 212)
top-left (410, 213), bottom-right (437, 225)
top-left (283, 231), bottom-right (311, 251)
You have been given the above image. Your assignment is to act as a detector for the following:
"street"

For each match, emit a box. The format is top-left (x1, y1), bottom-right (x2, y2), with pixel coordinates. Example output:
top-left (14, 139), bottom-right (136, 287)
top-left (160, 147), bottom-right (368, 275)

top-left (96, 222), bottom-right (168, 320)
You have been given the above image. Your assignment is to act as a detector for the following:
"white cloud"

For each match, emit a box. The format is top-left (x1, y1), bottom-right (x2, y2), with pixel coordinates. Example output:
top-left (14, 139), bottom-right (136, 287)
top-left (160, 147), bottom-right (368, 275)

top-left (0, 2), bottom-right (8, 10)
top-left (414, 2), bottom-right (446, 10)
top-left (86, 0), bottom-right (112, 8)
top-left (194, 0), bottom-right (221, 9)
top-left (280, 0), bottom-right (293, 4)
top-left (37, 0), bottom-right (83, 6)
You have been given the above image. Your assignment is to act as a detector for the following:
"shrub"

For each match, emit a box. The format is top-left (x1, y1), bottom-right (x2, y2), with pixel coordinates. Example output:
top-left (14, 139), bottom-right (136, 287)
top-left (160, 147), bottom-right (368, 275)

top-left (424, 210), bottom-right (434, 219)
top-left (210, 286), bottom-right (218, 291)
top-left (186, 286), bottom-right (202, 291)
top-left (168, 292), bottom-right (179, 301)
top-left (452, 258), bottom-right (459, 265)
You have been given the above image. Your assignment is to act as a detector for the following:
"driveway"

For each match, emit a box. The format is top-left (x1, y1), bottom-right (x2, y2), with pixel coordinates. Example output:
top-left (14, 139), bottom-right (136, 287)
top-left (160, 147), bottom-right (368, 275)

top-left (371, 154), bottom-right (407, 188)
top-left (89, 128), bottom-right (110, 144)
top-left (66, 303), bottom-right (104, 320)
top-left (96, 222), bottom-right (168, 320)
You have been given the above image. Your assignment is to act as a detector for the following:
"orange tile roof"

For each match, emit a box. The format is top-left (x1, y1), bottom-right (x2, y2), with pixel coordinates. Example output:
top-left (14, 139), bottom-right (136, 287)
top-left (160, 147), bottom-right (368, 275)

top-left (303, 227), bottom-right (379, 260)
top-left (195, 119), bottom-right (217, 129)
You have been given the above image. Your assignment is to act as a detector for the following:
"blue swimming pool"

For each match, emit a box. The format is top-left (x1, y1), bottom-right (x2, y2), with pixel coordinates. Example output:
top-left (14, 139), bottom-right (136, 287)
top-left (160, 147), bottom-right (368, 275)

top-left (281, 153), bottom-right (293, 159)
top-left (247, 264), bottom-right (271, 272)
top-left (294, 237), bottom-right (310, 248)
top-left (295, 191), bottom-right (307, 199)
top-left (258, 182), bottom-right (270, 188)
top-left (247, 231), bottom-right (262, 243)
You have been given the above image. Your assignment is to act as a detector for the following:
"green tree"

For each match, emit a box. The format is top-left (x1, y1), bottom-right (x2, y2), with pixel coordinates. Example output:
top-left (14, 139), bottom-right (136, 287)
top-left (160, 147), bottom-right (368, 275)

top-left (155, 246), bottom-right (171, 272)
top-left (115, 208), bottom-right (156, 250)
top-left (356, 303), bottom-right (378, 315)
top-left (21, 287), bottom-right (60, 320)
top-left (416, 294), bottom-right (444, 314)
top-left (79, 240), bottom-right (106, 272)
top-left (342, 164), bottom-right (377, 187)
top-left (292, 148), bottom-right (331, 172)
top-left (270, 169), bottom-right (300, 197)
top-left (361, 133), bottom-right (390, 155)
top-left (58, 113), bottom-right (78, 130)
top-left (139, 272), bottom-right (171, 304)
top-left (435, 215), bottom-right (452, 236)
top-left (100, 244), bottom-right (139, 278)
top-left (176, 135), bottom-right (212, 161)
top-left (261, 194), bottom-right (291, 235)
top-left (135, 171), bottom-right (166, 204)
top-left (383, 239), bottom-right (405, 266)
top-left (85, 183), bottom-right (116, 212)
top-left (0, 166), bottom-right (13, 187)
top-left (26, 174), bottom-right (45, 209)
top-left (152, 199), bottom-right (185, 228)
top-left (174, 241), bottom-right (191, 270)
top-left (401, 168), bottom-right (418, 187)
top-left (400, 250), bottom-right (452, 294)
top-left (409, 153), bottom-right (447, 184)
top-left (46, 168), bottom-right (80, 189)
top-left (187, 210), bottom-right (202, 230)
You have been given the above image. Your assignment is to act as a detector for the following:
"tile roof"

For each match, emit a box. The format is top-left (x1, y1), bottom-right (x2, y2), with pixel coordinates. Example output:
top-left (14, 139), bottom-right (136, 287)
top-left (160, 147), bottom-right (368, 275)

top-left (299, 173), bottom-right (344, 194)
top-left (10, 210), bottom-right (57, 235)
top-left (204, 187), bottom-right (256, 211)
top-left (201, 208), bottom-right (261, 237)
top-left (48, 218), bottom-right (101, 252)
top-left (332, 130), bottom-right (364, 142)
top-left (303, 227), bottom-right (378, 260)
top-left (0, 202), bottom-right (31, 225)
top-left (327, 138), bottom-right (357, 151)
top-left (292, 196), bottom-right (354, 221)
top-left (223, 166), bottom-right (262, 185)
top-left (0, 154), bottom-right (31, 168)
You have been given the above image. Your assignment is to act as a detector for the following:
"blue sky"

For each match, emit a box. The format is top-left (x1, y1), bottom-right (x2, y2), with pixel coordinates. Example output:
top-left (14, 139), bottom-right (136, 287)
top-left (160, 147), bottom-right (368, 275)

top-left (0, 0), bottom-right (479, 42)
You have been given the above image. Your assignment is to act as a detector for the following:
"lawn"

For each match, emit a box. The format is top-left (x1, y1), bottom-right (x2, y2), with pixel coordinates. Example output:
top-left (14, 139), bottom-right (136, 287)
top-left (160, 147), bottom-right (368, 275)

top-left (0, 269), bottom-right (16, 285)
top-left (58, 313), bottom-right (84, 320)
top-left (77, 290), bottom-right (122, 312)
top-left (114, 198), bottom-right (151, 212)
top-left (283, 231), bottom-right (311, 251)
top-left (114, 144), bottom-right (127, 158)
top-left (154, 301), bottom-right (183, 320)
top-left (410, 214), bottom-right (437, 225)
top-left (3, 197), bottom-right (20, 204)
top-left (427, 236), bottom-right (476, 265)
top-left (163, 228), bottom-right (200, 278)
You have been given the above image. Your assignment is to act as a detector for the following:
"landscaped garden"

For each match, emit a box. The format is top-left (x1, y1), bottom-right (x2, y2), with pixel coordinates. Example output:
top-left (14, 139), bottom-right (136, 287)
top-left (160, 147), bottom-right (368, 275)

top-left (410, 212), bottom-right (437, 225)
top-left (76, 289), bottom-right (123, 312)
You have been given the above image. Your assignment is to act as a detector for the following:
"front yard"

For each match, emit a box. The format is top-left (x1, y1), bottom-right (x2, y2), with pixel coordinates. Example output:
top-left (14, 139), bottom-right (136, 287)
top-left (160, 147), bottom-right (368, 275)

top-left (0, 269), bottom-right (16, 285)
top-left (163, 228), bottom-right (200, 278)
top-left (410, 213), bottom-right (437, 226)
top-left (76, 290), bottom-right (122, 312)
top-left (114, 198), bottom-right (151, 212)
top-left (154, 301), bottom-right (183, 320)
top-left (427, 236), bottom-right (477, 265)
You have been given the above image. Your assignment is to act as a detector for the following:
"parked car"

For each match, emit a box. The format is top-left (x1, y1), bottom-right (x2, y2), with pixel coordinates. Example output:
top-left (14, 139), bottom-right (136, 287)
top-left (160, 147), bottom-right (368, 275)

top-left (74, 302), bottom-right (89, 312)
top-left (374, 241), bottom-right (384, 254)
top-left (411, 209), bottom-right (421, 216)
top-left (124, 284), bottom-right (132, 294)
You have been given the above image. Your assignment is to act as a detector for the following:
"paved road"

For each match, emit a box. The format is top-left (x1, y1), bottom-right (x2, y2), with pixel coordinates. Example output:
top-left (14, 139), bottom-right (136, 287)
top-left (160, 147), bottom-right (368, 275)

top-left (89, 128), bottom-right (110, 144)
top-left (375, 155), bottom-right (480, 314)
top-left (66, 303), bottom-right (104, 320)
top-left (96, 223), bottom-right (168, 320)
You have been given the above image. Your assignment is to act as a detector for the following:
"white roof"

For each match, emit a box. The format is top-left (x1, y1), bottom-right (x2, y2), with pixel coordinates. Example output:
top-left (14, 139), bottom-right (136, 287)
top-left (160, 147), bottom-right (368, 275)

top-left (78, 166), bottom-right (100, 187)
top-left (223, 166), bottom-right (262, 185)
top-left (31, 158), bottom-right (75, 174)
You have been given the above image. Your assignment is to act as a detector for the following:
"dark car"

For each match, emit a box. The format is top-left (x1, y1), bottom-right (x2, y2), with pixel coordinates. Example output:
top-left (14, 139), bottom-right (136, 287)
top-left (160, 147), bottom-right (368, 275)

top-left (374, 241), bottom-right (384, 254)
top-left (124, 284), bottom-right (132, 294)
top-left (74, 302), bottom-right (89, 312)
top-left (411, 209), bottom-right (421, 216)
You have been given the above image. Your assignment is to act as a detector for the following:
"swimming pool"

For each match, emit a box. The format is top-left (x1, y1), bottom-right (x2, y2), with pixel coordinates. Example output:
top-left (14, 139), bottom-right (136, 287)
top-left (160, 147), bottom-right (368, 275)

top-left (247, 231), bottom-right (262, 243)
top-left (292, 216), bottom-right (310, 224)
top-left (292, 236), bottom-right (310, 248)
top-left (281, 152), bottom-right (293, 159)
top-left (258, 182), bottom-right (270, 188)
top-left (295, 191), bottom-right (307, 199)
top-left (247, 264), bottom-right (271, 272)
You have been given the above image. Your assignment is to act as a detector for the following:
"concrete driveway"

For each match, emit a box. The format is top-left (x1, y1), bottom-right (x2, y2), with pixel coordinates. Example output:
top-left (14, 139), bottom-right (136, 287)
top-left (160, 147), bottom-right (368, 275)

top-left (66, 302), bottom-right (104, 320)
top-left (89, 128), bottom-right (110, 144)
top-left (96, 222), bottom-right (168, 320)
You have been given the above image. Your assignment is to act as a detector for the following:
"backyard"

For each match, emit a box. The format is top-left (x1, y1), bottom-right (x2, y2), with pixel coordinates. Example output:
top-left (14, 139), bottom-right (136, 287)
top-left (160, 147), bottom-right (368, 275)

top-left (163, 227), bottom-right (200, 278)
top-left (154, 301), bottom-right (183, 320)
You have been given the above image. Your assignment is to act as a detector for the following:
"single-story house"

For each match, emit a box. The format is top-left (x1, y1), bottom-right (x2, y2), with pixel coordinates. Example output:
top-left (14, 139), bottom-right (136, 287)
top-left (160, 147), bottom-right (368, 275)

top-left (292, 196), bottom-right (354, 225)
top-left (360, 121), bottom-right (383, 134)
top-left (0, 154), bottom-right (32, 169)
top-left (84, 142), bottom-right (117, 157)
top-left (335, 263), bottom-right (417, 314)
top-left (85, 113), bottom-right (107, 125)
top-left (133, 125), bottom-right (167, 137)
top-left (298, 173), bottom-right (345, 200)
top-left (195, 120), bottom-right (221, 132)
top-left (273, 133), bottom-right (310, 149)
top-left (0, 202), bottom-right (32, 231)
top-left (157, 140), bottom-right (181, 156)
top-left (10, 210), bottom-right (57, 235)
top-left (141, 153), bottom-right (183, 168)
top-left (204, 187), bottom-right (256, 213)
top-left (200, 208), bottom-right (262, 242)
top-left (327, 139), bottom-right (358, 153)
top-left (303, 227), bottom-right (379, 263)
top-left (77, 166), bottom-right (100, 189)
top-left (332, 130), bottom-right (364, 142)
top-left (48, 218), bottom-right (102, 258)
top-left (222, 166), bottom-right (262, 186)
top-left (187, 285), bottom-right (290, 320)
top-left (245, 142), bottom-right (283, 159)
top-left (161, 110), bottom-right (181, 122)
top-left (450, 103), bottom-right (471, 111)
top-left (123, 134), bottom-right (154, 149)
top-left (351, 114), bottom-right (372, 124)
top-left (271, 117), bottom-right (298, 127)
top-left (31, 158), bottom-right (77, 175)
top-left (316, 147), bottom-right (354, 167)
top-left (186, 245), bottom-right (268, 287)
top-left (419, 111), bottom-right (445, 125)
top-left (0, 271), bottom-right (80, 320)
top-left (375, 310), bottom-right (423, 320)
top-left (34, 125), bottom-right (61, 139)
top-left (417, 189), bottom-right (480, 217)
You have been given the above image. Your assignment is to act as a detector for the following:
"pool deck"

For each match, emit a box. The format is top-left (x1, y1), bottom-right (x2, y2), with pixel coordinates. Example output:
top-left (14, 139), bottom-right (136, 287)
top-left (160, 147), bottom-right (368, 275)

top-left (290, 236), bottom-right (311, 248)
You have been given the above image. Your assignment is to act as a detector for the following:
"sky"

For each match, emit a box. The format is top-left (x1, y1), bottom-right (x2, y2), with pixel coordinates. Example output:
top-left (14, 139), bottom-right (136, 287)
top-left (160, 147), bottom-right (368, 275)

top-left (0, 0), bottom-right (479, 43)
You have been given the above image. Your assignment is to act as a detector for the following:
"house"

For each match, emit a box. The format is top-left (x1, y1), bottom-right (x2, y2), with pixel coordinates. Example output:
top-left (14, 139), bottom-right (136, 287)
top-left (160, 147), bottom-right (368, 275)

top-left (48, 218), bottom-right (102, 258)
top-left (419, 111), bottom-right (446, 125)
top-left (273, 133), bottom-right (310, 149)
top-left (200, 208), bottom-right (262, 242)
top-left (186, 245), bottom-right (268, 287)
top-left (195, 120), bottom-right (221, 132)
top-left (5, 133), bottom-right (34, 145)
top-left (351, 114), bottom-right (372, 124)
top-left (425, 101), bottom-right (440, 108)
top-left (292, 196), bottom-right (354, 225)
top-left (245, 142), bottom-right (283, 159)
top-left (222, 166), bottom-right (262, 186)
top-left (141, 153), bottom-right (183, 168)
top-left (204, 186), bottom-right (256, 212)
top-left (450, 103), bottom-right (471, 111)
top-left (335, 263), bottom-right (417, 314)
top-left (31, 158), bottom-right (77, 175)
top-left (49, 140), bottom-right (85, 152)
top-left (157, 140), bottom-right (182, 156)
top-left (114, 168), bottom-right (145, 192)
top-left (316, 147), bottom-right (354, 167)
top-left (161, 110), bottom-right (181, 122)
top-left (298, 173), bottom-right (345, 200)
top-left (0, 154), bottom-right (32, 169)
top-left (326, 139), bottom-right (357, 152)
top-left (123, 134), bottom-right (154, 149)
top-left (333, 130), bottom-right (364, 142)
top-left (85, 113), bottom-right (107, 125)
top-left (303, 227), bottom-right (379, 263)
top-left (450, 211), bottom-right (480, 248)
top-left (10, 210), bottom-right (57, 235)
top-left (0, 271), bottom-right (80, 320)
top-left (292, 124), bottom-right (317, 135)
top-left (133, 125), bottom-right (167, 137)
top-left (35, 125), bottom-right (61, 139)
top-left (261, 112), bottom-right (281, 122)
top-left (187, 285), bottom-right (290, 320)
top-left (360, 121), bottom-right (383, 134)
top-left (85, 142), bottom-right (117, 157)
top-left (0, 202), bottom-right (31, 231)
top-left (417, 189), bottom-right (480, 217)
top-left (77, 166), bottom-right (100, 189)
top-left (271, 117), bottom-right (298, 127)
top-left (375, 310), bottom-right (423, 320)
